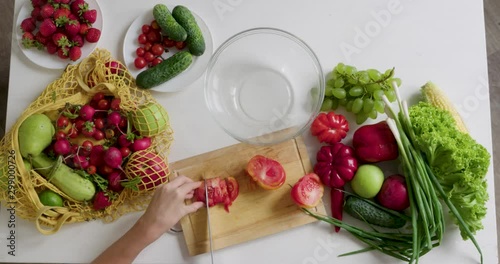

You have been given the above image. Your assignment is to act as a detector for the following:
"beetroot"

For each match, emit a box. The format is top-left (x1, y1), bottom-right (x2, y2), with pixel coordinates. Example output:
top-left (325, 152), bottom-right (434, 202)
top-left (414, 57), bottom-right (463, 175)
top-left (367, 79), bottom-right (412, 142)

top-left (104, 147), bottom-right (123, 169)
top-left (125, 150), bottom-right (168, 190)
top-left (376, 174), bottom-right (410, 211)
top-left (93, 191), bottom-right (112, 210)
top-left (108, 171), bottom-right (125, 192)
top-left (131, 137), bottom-right (151, 152)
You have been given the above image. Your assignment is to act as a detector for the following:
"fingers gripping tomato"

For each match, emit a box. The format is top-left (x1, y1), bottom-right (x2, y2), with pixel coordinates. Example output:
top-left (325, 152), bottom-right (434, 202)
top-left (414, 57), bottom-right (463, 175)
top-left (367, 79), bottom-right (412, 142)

top-left (194, 177), bottom-right (239, 212)
top-left (291, 173), bottom-right (324, 208)
top-left (313, 143), bottom-right (358, 188)
top-left (246, 155), bottom-right (286, 190)
top-left (310, 112), bottom-right (349, 144)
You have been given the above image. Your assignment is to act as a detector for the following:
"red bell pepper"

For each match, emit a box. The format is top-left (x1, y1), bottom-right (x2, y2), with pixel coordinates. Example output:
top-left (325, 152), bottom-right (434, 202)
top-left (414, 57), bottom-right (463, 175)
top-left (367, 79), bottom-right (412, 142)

top-left (310, 112), bottom-right (349, 145)
top-left (331, 187), bottom-right (344, 232)
top-left (352, 121), bottom-right (399, 163)
top-left (313, 143), bottom-right (358, 188)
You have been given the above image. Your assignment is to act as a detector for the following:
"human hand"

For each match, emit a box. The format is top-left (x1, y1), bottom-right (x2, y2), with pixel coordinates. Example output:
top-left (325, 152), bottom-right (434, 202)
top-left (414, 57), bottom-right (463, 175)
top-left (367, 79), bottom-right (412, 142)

top-left (138, 175), bottom-right (204, 243)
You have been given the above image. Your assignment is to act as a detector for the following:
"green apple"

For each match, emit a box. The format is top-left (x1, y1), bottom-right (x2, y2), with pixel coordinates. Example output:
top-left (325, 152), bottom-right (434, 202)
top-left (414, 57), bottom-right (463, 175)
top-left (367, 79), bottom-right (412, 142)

top-left (350, 164), bottom-right (385, 198)
top-left (18, 114), bottom-right (55, 158)
top-left (132, 103), bottom-right (169, 137)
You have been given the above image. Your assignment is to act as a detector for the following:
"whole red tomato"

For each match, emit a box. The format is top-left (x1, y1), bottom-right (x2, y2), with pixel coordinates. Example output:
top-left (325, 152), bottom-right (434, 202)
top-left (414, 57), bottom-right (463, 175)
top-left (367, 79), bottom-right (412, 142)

top-left (310, 112), bottom-right (349, 144)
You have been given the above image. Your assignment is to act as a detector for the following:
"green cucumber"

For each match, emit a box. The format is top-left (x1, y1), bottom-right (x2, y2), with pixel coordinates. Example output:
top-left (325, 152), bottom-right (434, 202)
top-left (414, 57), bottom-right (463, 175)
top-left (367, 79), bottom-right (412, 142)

top-left (153, 4), bottom-right (187, 42)
top-left (31, 154), bottom-right (95, 202)
top-left (344, 195), bottom-right (407, 229)
top-left (136, 51), bottom-right (192, 89)
top-left (172, 5), bottom-right (206, 56)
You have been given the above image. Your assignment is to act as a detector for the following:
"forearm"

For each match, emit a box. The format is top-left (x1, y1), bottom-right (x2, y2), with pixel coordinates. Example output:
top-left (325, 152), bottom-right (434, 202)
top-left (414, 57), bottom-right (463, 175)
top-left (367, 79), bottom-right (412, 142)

top-left (92, 217), bottom-right (156, 264)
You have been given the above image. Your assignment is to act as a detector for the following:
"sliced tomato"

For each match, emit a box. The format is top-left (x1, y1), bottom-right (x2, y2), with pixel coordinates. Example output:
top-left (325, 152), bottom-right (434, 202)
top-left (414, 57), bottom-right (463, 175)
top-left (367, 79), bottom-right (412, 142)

top-left (194, 177), bottom-right (239, 212)
top-left (291, 173), bottom-right (324, 208)
top-left (246, 155), bottom-right (286, 190)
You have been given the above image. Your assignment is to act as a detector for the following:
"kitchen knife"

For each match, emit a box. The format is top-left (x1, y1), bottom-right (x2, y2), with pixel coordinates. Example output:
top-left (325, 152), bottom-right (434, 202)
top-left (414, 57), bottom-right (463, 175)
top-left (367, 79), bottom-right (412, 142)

top-left (204, 179), bottom-right (214, 264)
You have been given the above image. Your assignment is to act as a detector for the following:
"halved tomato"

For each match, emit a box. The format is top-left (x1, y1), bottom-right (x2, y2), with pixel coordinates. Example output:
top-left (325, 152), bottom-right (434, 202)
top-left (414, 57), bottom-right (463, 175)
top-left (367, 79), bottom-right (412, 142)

top-left (246, 155), bottom-right (286, 190)
top-left (291, 173), bottom-right (324, 208)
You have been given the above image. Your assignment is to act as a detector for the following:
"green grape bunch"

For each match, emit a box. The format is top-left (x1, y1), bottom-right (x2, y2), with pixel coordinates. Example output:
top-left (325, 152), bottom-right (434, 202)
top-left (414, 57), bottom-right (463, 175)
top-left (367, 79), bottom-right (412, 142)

top-left (321, 63), bottom-right (402, 124)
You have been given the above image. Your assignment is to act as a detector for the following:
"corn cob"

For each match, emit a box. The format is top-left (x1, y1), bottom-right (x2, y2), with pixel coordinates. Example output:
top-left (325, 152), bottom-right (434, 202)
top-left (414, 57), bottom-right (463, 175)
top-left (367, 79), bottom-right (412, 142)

top-left (421, 81), bottom-right (468, 134)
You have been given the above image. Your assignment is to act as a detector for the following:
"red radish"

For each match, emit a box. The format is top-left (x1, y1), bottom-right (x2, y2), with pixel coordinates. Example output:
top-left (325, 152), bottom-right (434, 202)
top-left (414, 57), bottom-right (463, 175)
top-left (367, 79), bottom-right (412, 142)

top-left (57, 115), bottom-right (69, 128)
top-left (79, 105), bottom-right (96, 121)
top-left (107, 112), bottom-right (122, 127)
top-left (104, 147), bottom-right (123, 169)
top-left (55, 130), bottom-right (67, 140)
top-left (118, 134), bottom-right (132, 147)
top-left (73, 155), bottom-right (89, 169)
top-left (81, 140), bottom-right (93, 152)
top-left (53, 139), bottom-right (71, 156)
top-left (124, 151), bottom-right (169, 190)
top-left (93, 130), bottom-right (105, 140)
top-left (105, 61), bottom-right (123, 75)
top-left (376, 174), bottom-right (410, 211)
top-left (71, 144), bottom-right (80, 154)
top-left (92, 92), bottom-right (105, 102)
top-left (120, 147), bottom-right (130, 158)
top-left (89, 145), bottom-right (105, 166)
top-left (94, 118), bottom-right (105, 130)
top-left (108, 171), bottom-right (125, 192)
top-left (93, 191), bottom-right (112, 210)
top-left (131, 137), bottom-right (151, 151)
top-left (99, 164), bottom-right (114, 175)
top-left (110, 98), bottom-right (121, 111)
top-left (81, 125), bottom-right (96, 137)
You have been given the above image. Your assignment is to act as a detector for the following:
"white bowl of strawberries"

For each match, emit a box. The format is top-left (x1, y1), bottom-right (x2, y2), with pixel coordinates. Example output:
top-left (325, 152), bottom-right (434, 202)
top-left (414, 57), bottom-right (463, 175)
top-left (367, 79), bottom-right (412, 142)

top-left (16, 0), bottom-right (103, 69)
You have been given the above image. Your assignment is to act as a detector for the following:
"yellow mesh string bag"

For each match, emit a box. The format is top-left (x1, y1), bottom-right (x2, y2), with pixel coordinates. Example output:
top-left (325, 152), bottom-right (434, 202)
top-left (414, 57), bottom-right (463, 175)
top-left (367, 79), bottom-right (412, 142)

top-left (0, 49), bottom-right (174, 235)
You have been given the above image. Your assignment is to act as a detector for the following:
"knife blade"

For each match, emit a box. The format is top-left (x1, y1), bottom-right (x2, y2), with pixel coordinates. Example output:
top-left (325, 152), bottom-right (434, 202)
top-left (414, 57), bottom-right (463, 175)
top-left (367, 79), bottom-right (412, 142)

top-left (204, 179), bottom-right (214, 264)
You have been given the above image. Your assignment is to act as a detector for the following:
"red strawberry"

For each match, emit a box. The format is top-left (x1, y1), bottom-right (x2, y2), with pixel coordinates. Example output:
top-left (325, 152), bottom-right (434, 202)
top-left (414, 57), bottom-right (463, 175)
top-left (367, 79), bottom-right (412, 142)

top-left (85, 28), bottom-right (100, 43)
top-left (20, 18), bottom-right (36, 33)
top-left (69, 46), bottom-right (82, 61)
top-left (68, 13), bottom-right (78, 21)
top-left (52, 32), bottom-right (69, 47)
top-left (54, 8), bottom-right (71, 26)
top-left (57, 47), bottom-right (69, 59)
top-left (39, 18), bottom-right (56, 37)
top-left (21, 32), bottom-right (35, 48)
top-left (79, 23), bottom-right (89, 35)
top-left (81, 9), bottom-right (97, 24)
top-left (31, 7), bottom-right (43, 21)
top-left (35, 31), bottom-right (49, 46)
top-left (65, 19), bottom-right (80, 36)
top-left (31, 0), bottom-right (47, 8)
top-left (70, 34), bottom-right (84, 47)
top-left (40, 4), bottom-right (54, 19)
top-left (46, 41), bottom-right (58, 54)
top-left (71, 0), bottom-right (87, 14)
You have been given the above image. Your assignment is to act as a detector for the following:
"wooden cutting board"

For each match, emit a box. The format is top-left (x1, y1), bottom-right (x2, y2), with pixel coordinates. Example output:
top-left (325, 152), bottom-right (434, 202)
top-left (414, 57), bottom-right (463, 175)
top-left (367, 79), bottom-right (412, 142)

top-left (171, 136), bottom-right (326, 256)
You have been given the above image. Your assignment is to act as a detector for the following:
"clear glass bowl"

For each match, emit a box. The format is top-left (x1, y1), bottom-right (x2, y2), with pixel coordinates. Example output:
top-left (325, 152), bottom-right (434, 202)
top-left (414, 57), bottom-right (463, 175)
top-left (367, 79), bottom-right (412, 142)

top-left (204, 28), bottom-right (325, 145)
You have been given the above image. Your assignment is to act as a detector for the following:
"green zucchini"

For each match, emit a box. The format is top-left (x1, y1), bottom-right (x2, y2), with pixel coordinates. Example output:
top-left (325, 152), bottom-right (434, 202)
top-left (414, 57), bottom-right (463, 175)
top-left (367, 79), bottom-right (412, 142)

top-left (153, 4), bottom-right (187, 42)
top-left (344, 195), bottom-right (407, 229)
top-left (172, 5), bottom-right (206, 56)
top-left (31, 154), bottom-right (95, 202)
top-left (136, 51), bottom-right (192, 89)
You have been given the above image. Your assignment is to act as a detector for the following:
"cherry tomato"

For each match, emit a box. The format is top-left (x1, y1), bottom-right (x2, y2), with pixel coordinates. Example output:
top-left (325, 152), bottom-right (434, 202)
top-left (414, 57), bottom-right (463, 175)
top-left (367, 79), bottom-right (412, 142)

top-left (246, 155), bottom-right (286, 190)
top-left (151, 57), bottom-right (162, 67)
top-left (97, 99), bottom-right (110, 110)
top-left (141, 24), bottom-right (150, 34)
top-left (86, 165), bottom-right (97, 175)
top-left (144, 52), bottom-right (155, 62)
top-left (163, 38), bottom-right (175, 48)
top-left (99, 164), bottom-right (114, 175)
top-left (75, 119), bottom-right (85, 131)
top-left (118, 117), bottom-right (127, 129)
top-left (110, 98), bottom-right (121, 111)
top-left (136, 47), bottom-right (145, 57)
top-left (151, 20), bottom-right (159, 30)
top-left (92, 92), bottom-right (105, 102)
top-left (151, 44), bottom-right (164, 56)
top-left (175, 41), bottom-right (186, 50)
top-left (93, 130), bottom-right (105, 140)
top-left (81, 126), bottom-right (96, 138)
top-left (105, 129), bottom-right (115, 139)
top-left (134, 57), bottom-right (147, 69)
top-left (55, 130), bottom-right (67, 140)
top-left (147, 31), bottom-right (159, 43)
top-left (138, 34), bottom-right (147, 44)
top-left (144, 42), bottom-right (152, 51)
top-left (94, 118), bottom-right (105, 130)
top-left (120, 147), bottom-right (131, 158)
top-left (71, 144), bottom-right (80, 154)
top-left (81, 140), bottom-right (93, 152)
top-left (57, 116), bottom-right (69, 128)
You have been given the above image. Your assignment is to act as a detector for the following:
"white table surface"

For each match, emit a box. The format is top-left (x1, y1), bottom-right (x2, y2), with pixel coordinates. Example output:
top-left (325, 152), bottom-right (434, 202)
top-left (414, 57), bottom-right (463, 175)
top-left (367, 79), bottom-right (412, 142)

top-left (0, 0), bottom-right (497, 263)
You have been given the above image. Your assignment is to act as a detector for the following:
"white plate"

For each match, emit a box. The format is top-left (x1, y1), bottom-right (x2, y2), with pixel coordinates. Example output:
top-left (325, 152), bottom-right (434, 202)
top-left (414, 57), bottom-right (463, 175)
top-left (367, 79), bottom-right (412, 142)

top-left (123, 8), bottom-right (213, 92)
top-left (16, 0), bottom-right (103, 70)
